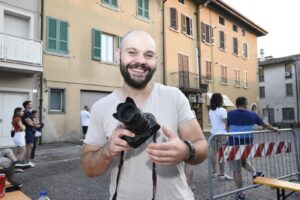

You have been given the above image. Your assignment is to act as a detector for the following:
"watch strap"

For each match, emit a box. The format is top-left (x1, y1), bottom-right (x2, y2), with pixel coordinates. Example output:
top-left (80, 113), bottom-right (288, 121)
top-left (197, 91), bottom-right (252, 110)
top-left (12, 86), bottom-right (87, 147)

top-left (184, 140), bottom-right (195, 161)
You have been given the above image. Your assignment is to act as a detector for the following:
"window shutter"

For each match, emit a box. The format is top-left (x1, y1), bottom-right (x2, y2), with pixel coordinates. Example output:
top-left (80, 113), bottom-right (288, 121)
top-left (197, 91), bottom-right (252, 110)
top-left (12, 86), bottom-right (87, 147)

top-left (47, 17), bottom-right (58, 51)
top-left (181, 14), bottom-right (186, 33)
top-left (190, 18), bottom-right (193, 36)
top-left (224, 32), bottom-right (226, 49)
top-left (137, 0), bottom-right (143, 16)
top-left (170, 8), bottom-right (178, 30)
top-left (59, 21), bottom-right (68, 53)
top-left (92, 29), bottom-right (101, 61)
top-left (201, 22), bottom-right (205, 41)
top-left (111, 0), bottom-right (117, 7)
top-left (117, 36), bottom-right (122, 48)
top-left (211, 26), bottom-right (214, 44)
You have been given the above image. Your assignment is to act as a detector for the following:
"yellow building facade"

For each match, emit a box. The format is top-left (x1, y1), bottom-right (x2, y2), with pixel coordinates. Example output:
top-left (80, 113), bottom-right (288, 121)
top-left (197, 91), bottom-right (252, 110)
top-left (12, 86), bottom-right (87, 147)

top-left (40, 0), bottom-right (267, 142)
top-left (42, 0), bottom-right (163, 142)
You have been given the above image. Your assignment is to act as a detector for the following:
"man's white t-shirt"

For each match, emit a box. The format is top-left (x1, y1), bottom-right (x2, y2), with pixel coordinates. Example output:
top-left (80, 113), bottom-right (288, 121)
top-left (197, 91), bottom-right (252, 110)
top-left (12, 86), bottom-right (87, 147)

top-left (209, 107), bottom-right (227, 134)
top-left (80, 110), bottom-right (90, 126)
top-left (84, 83), bottom-right (195, 200)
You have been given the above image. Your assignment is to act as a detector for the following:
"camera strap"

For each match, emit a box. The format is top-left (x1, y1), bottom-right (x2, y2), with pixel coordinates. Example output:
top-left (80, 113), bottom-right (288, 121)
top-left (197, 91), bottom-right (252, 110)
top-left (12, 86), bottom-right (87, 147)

top-left (112, 132), bottom-right (157, 200)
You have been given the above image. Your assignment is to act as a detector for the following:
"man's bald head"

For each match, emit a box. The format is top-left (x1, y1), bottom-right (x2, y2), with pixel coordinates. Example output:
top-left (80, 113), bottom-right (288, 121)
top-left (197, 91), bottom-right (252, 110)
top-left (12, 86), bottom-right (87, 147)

top-left (120, 30), bottom-right (156, 52)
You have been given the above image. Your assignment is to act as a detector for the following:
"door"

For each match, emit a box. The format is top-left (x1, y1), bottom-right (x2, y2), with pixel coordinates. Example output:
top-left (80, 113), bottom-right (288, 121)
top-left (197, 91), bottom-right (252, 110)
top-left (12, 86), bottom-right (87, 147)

top-left (0, 91), bottom-right (29, 147)
top-left (80, 91), bottom-right (110, 112)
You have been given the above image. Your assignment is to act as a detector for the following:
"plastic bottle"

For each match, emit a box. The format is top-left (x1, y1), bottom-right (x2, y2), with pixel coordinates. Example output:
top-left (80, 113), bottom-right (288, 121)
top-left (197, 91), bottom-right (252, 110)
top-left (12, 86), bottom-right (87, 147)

top-left (37, 191), bottom-right (51, 200)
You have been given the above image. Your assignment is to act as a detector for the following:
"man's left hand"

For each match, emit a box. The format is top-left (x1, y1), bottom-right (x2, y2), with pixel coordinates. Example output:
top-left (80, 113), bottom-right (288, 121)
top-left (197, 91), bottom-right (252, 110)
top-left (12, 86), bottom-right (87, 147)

top-left (146, 126), bottom-right (189, 165)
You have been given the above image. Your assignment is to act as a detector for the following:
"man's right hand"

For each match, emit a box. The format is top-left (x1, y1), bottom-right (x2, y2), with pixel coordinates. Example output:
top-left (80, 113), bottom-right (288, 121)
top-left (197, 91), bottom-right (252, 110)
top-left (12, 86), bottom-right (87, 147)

top-left (102, 126), bottom-right (135, 160)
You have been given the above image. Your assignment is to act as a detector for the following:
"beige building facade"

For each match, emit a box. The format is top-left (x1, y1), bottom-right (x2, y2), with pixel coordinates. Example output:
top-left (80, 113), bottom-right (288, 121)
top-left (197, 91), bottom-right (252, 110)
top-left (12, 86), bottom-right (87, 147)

top-left (42, 0), bottom-right (164, 142)
top-left (197, 0), bottom-right (267, 131)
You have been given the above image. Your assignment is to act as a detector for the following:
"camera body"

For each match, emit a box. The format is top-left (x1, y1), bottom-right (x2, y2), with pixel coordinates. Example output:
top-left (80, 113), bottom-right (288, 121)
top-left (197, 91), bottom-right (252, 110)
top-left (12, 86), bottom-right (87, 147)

top-left (113, 97), bottom-right (160, 148)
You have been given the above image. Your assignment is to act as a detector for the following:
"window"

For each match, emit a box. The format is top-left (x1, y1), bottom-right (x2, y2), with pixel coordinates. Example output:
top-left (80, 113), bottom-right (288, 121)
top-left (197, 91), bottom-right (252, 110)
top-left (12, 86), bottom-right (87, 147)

top-left (285, 63), bottom-right (292, 78)
top-left (205, 60), bottom-right (212, 81)
top-left (244, 71), bottom-right (248, 88)
top-left (233, 37), bottom-right (238, 55)
top-left (242, 29), bottom-right (246, 36)
top-left (282, 108), bottom-right (295, 120)
top-left (92, 29), bottom-right (119, 62)
top-left (102, 0), bottom-right (118, 8)
top-left (259, 86), bottom-right (265, 98)
top-left (179, 0), bottom-right (184, 4)
top-left (219, 16), bottom-right (225, 25)
top-left (181, 14), bottom-right (193, 36)
top-left (170, 8), bottom-right (178, 30)
top-left (242, 42), bottom-right (248, 58)
top-left (201, 22), bottom-right (214, 44)
top-left (219, 31), bottom-right (226, 50)
top-left (286, 83), bottom-right (293, 96)
top-left (234, 69), bottom-right (240, 86)
top-left (178, 54), bottom-right (189, 88)
top-left (220, 65), bottom-right (228, 84)
top-left (46, 17), bottom-right (69, 54)
top-left (233, 24), bottom-right (238, 32)
top-left (259, 68), bottom-right (264, 82)
top-left (137, 0), bottom-right (149, 19)
top-left (49, 88), bottom-right (65, 113)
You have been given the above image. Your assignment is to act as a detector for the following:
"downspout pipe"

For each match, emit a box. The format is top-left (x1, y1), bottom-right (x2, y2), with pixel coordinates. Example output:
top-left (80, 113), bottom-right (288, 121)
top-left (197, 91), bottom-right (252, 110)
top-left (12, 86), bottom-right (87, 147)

top-left (195, 4), bottom-right (201, 91)
top-left (162, 0), bottom-right (167, 84)
top-left (294, 59), bottom-right (300, 126)
top-left (39, 0), bottom-right (44, 144)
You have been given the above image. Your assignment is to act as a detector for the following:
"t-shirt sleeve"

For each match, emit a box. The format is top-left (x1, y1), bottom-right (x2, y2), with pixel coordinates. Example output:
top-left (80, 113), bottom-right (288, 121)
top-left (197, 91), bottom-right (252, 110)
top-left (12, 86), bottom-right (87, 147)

top-left (220, 107), bottom-right (227, 120)
top-left (254, 112), bottom-right (263, 126)
top-left (176, 89), bottom-right (195, 126)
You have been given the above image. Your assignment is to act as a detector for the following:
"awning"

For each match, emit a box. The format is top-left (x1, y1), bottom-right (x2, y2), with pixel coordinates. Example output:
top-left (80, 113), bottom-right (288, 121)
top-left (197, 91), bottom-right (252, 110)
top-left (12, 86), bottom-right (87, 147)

top-left (206, 93), bottom-right (235, 107)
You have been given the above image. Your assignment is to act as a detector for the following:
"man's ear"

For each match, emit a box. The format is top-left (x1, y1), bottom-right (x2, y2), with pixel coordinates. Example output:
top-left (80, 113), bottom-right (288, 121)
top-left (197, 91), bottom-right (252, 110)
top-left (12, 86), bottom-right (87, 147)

top-left (115, 48), bottom-right (120, 63)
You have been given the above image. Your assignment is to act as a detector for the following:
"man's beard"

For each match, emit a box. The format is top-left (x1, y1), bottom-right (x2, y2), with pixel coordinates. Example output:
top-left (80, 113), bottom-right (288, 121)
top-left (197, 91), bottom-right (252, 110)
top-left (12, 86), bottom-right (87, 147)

top-left (120, 60), bottom-right (156, 89)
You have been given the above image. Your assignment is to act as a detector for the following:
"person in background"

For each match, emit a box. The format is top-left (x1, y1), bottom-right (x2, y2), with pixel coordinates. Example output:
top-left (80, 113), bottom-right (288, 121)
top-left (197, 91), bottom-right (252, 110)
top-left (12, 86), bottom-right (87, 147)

top-left (209, 93), bottom-right (233, 181)
top-left (30, 110), bottom-right (44, 160)
top-left (81, 30), bottom-right (208, 200)
top-left (80, 105), bottom-right (90, 140)
top-left (11, 107), bottom-right (27, 166)
top-left (22, 101), bottom-right (40, 167)
top-left (227, 96), bottom-right (279, 200)
top-left (0, 148), bottom-right (23, 187)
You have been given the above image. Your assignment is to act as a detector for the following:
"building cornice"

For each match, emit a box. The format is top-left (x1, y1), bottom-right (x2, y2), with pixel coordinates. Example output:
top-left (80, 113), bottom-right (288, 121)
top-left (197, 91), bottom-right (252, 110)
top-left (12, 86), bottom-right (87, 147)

top-left (195, 0), bottom-right (268, 37)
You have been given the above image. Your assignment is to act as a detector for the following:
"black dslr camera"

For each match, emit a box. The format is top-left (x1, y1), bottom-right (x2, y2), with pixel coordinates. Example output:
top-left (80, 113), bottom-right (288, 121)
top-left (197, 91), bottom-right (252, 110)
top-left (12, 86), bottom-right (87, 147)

top-left (113, 97), bottom-right (161, 148)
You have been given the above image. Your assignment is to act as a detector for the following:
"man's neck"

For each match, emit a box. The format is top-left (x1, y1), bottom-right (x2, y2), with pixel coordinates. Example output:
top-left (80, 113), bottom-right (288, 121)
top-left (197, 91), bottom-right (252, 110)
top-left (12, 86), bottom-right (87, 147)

top-left (120, 82), bottom-right (154, 107)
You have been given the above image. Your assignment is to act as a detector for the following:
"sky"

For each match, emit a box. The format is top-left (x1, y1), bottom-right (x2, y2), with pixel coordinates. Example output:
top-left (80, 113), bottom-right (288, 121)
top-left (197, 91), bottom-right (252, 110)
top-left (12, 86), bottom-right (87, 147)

top-left (222, 0), bottom-right (300, 58)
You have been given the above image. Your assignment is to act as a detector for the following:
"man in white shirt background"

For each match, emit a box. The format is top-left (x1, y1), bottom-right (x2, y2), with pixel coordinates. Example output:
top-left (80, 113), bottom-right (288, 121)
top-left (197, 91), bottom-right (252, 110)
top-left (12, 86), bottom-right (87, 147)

top-left (80, 105), bottom-right (90, 139)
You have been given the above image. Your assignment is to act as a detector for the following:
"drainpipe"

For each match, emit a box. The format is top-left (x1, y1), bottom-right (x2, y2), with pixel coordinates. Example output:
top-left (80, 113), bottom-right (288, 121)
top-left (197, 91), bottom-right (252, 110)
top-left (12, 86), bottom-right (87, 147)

top-left (39, 0), bottom-right (44, 144)
top-left (195, 5), bottom-right (202, 91)
top-left (162, 0), bottom-right (167, 84)
top-left (294, 59), bottom-right (300, 126)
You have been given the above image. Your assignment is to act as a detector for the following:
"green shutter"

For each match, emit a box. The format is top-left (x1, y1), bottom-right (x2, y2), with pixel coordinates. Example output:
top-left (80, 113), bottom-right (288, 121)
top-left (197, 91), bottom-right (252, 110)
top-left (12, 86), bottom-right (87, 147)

top-left (47, 17), bottom-right (58, 51)
top-left (59, 21), bottom-right (68, 53)
top-left (111, 0), bottom-right (117, 7)
top-left (92, 29), bottom-right (101, 60)
top-left (103, 0), bottom-right (109, 4)
top-left (117, 36), bottom-right (122, 48)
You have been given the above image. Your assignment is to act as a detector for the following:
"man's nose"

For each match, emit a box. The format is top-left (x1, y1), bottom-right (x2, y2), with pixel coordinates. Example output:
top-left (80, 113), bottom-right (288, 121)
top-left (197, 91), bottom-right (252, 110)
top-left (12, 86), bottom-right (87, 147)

top-left (134, 53), bottom-right (146, 63)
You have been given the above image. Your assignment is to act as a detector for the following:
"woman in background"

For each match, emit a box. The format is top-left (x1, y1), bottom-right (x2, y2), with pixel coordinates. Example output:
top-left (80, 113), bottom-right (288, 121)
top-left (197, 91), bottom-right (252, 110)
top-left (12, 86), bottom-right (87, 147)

top-left (209, 93), bottom-right (232, 181)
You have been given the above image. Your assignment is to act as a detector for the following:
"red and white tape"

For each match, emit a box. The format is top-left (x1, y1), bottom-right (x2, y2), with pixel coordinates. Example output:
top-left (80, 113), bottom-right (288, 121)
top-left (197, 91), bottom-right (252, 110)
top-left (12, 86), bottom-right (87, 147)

top-left (218, 141), bottom-right (292, 162)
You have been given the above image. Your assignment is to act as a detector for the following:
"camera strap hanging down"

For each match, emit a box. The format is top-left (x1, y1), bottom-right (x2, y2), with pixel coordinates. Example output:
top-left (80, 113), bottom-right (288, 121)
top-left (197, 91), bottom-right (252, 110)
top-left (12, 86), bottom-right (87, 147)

top-left (112, 133), bottom-right (157, 200)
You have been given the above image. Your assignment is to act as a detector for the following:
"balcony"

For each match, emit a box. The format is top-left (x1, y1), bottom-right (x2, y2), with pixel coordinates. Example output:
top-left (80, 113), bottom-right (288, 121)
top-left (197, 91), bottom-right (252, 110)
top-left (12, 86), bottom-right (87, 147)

top-left (0, 33), bottom-right (43, 74)
top-left (169, 71), bottom-right (208, 93)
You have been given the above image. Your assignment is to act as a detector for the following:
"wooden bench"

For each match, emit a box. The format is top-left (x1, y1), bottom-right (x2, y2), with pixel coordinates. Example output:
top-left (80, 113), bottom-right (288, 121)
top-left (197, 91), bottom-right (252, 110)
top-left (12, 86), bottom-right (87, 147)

top-left (253, 177), bottom-right (300, 200)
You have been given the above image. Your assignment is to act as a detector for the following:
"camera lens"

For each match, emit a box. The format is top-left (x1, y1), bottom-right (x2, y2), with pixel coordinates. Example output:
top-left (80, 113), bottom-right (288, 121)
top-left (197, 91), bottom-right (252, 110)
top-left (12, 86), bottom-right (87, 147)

top-left (121, 106), bottom-right (135, 119)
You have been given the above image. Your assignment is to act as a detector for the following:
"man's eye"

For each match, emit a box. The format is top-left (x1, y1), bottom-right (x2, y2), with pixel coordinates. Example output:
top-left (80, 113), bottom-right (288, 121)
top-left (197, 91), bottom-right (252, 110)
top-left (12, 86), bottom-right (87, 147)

top-left (145, 54), bottom-right (154, 59)
top-left (128, 51), bottom-right (135, 55)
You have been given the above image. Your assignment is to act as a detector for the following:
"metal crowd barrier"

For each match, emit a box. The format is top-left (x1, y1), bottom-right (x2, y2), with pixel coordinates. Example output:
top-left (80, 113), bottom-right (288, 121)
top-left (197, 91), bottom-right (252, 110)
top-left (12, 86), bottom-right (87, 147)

top-left (207, 128), bottom-right (300, 199)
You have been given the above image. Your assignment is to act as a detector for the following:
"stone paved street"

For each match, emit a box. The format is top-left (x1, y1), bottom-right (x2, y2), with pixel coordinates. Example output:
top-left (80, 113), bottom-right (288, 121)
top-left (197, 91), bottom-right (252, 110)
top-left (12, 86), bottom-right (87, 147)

top-left (12, 130), bottom-right (300, 200)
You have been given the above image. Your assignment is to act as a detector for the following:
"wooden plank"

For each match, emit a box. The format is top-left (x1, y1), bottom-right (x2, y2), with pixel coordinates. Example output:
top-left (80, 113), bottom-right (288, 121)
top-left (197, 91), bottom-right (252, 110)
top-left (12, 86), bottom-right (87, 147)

top-left (254, 177), bottom-right (300, 192)
top-left (4, 180), bottom-right (31, 200)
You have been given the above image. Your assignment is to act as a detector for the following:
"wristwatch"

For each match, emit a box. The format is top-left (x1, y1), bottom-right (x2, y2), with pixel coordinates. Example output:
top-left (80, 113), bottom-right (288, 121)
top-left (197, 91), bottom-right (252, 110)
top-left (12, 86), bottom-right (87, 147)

top-left (184, 140), bottom-right (196, 161)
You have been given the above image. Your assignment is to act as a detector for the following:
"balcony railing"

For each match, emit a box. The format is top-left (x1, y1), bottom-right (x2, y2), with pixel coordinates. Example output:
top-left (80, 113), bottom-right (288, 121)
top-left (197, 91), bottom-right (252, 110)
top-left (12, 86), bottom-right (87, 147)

top-left (169, 71), bottom-right (208, 93)
top-left (0, 33), bottom-right (42, 66)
